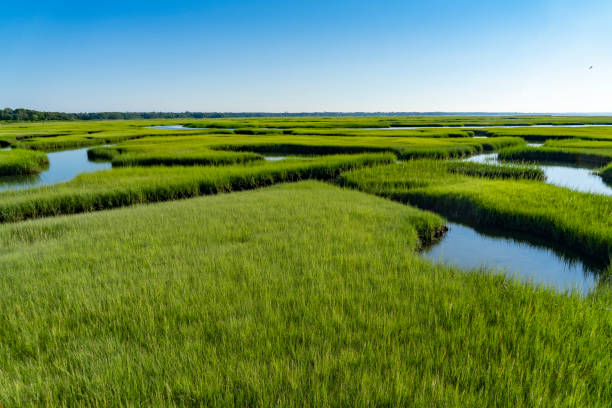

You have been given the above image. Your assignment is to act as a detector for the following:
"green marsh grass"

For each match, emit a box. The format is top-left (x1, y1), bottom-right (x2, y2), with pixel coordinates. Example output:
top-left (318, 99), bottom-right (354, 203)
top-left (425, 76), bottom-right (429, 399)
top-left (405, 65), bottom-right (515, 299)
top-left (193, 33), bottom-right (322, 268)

top-left (208, 136), bottom-right (524, 159)
top-left (1, 120), bottom-right (232, 151)
top-left (85, 133), bottom-right (525, 165)
top-left (111, 151), bottom-right (263, 167)
top-left (88, 141), bottom-right (264, 167)
top-left (0, 181), bottom-right (611, 406)
top-left (183, 115), bottom-right (612, 129)
top-left (267, 128), bottom-right (477, 138)
top-left (446, 160), bottom-right (545, 180)
top-left (11, 129), bottom-right (216, 152)
top-left (498, 139), bottom-right (612, 168)
top-left (601, 163), bottom-right (612, 183)
top-left (0, 149), bottom-right (49, 176)
top-left (0, 153), bottom-right (394, 223)
top-left (481, 126), bottom-right (612, 142)
top-left (339, 160), bottom-right (612, 263)
top-left (1, 117), bottom-right (612, 406)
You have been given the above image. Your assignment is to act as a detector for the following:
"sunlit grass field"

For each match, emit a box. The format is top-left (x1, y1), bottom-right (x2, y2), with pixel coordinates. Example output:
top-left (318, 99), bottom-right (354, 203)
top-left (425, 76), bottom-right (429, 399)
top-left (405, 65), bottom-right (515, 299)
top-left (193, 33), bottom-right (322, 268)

top-left (0, 117), bottom-right (611, 406)
top-left (0, 181), bottom-right (610, 406)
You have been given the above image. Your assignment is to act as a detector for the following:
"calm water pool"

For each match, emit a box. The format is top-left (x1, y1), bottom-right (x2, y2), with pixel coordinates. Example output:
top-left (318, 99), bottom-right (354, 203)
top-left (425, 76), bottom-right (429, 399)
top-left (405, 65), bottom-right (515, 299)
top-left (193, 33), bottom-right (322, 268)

top-left (0, 148), bottom-right (111, 192)
top-left (465, 153), bottom-right (612, 196)
top-left (420, 222), bottom-right (604, 295)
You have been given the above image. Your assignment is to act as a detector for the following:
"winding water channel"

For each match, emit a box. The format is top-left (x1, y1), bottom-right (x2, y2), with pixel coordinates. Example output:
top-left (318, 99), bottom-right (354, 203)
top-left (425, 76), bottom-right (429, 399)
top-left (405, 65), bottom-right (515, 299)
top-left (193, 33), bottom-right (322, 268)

top-left (416, 152), bottom-right (611, 295)
top-left (420, 222), bottom-right (603, 295)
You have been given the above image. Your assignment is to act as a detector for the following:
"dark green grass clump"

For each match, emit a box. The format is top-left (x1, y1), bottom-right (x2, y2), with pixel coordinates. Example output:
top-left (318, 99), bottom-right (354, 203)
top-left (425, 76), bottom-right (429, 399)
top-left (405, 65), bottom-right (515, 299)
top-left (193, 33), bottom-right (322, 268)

top-left (87, 142), bottom-right (265, 167)
top-left (601, 163), bottom-right (612, 183)
top-left (111, 151), bottom-right (264, 167)
top-left (0, 182), bottom-right (610, 406)
top-left (212, 137), bottom-right (523, 160)
top-left (498, 145), bottom-right (612, 168)
top-left (0, 153), bottom-right (394, 223)
top-left (339, 160), bottom-right (612, 263)
top-left (87, 146), bottom-right (120, 161)
top-left (0, 149), bottom-right (49, 176)
top-left (446, 161), bottom-right (545, 180)
top-left (282, 128), bottom-right (477, 138)
top-left (481, 126), bottom-right (612, 142)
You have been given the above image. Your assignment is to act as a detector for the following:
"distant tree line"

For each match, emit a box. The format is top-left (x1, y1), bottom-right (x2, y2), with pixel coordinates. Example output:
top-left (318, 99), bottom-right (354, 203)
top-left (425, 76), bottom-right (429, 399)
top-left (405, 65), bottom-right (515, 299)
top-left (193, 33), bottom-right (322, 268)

top-left (0, 108), bottom-right (219, 122)
top-left (1, 107), bottom-right (528, 122)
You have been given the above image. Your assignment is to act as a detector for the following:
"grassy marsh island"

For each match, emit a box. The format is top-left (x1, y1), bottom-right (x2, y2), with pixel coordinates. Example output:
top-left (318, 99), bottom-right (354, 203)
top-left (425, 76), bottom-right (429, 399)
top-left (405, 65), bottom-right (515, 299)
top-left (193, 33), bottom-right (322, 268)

top-left (0, 149), bottom-right (49, 176)
top-left (499, 139), bottom-right (612, 167)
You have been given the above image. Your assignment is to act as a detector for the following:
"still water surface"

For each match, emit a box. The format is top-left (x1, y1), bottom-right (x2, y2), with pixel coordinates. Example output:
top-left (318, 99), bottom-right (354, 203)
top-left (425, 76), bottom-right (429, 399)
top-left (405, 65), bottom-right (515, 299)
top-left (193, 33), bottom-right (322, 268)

top-left (420, 152), bottom-right (611, 294)
top-left (0, 148), bottom-right (111, 192)
top-left (420, 222), bottom-right (603, 296)
top-left (466, 153), bottom-right (612, 196)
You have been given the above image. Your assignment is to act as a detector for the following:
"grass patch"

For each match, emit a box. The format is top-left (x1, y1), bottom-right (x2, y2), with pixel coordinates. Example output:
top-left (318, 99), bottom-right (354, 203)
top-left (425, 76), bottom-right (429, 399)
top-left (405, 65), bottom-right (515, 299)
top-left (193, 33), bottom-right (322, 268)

top-left (111, 151), bottom-right (263, 167)
top-left (0, 149), bottom-right (49, 176)
top-left (183, 115), bottom-right (612, 129)
top-left (498, 140), bottom-right (612, 168)
top-left (85, 133), bottom-right (525, 164)
top-left (0, 181), bottom-right (610, 406)
top-left (0, 153), bottom-right (394, 223)
top-left (481, 126), bottom-right (612, 142)
top-left (209, 136), bottom-right (524, 160)
top-left (339, 160), bottom-right (612, 263)
top-left (278, 128), bottom-right (477, 138)
top-left (601, 163), bottom-right (612, 183)
top-left (88, 141), bottom-right (264, 167)
top-left (446, 161), bottom-right (544, 180)
top-left (2, 122), bottom-right (233, 152)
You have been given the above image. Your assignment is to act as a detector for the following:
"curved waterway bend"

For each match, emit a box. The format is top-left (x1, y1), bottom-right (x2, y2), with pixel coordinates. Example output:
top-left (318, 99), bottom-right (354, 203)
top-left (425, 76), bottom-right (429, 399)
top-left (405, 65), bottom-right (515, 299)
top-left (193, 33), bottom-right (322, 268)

top-left (265, 155), bottom-right (608, 294)
top-left (465, 153), bottom-right (612, 196)
top-left (421, 222), bottom-right (603, 296)
top-left (418, 152), bottom-right (611, 295)
top-left (0, 148), bottom-right (111, 192)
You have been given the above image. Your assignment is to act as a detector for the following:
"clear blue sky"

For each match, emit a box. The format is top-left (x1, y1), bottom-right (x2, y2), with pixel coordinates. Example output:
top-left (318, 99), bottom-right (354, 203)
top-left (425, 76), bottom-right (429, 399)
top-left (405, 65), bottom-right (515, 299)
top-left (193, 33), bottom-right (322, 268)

top-left (2, 0), bottom-right (611, 112)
